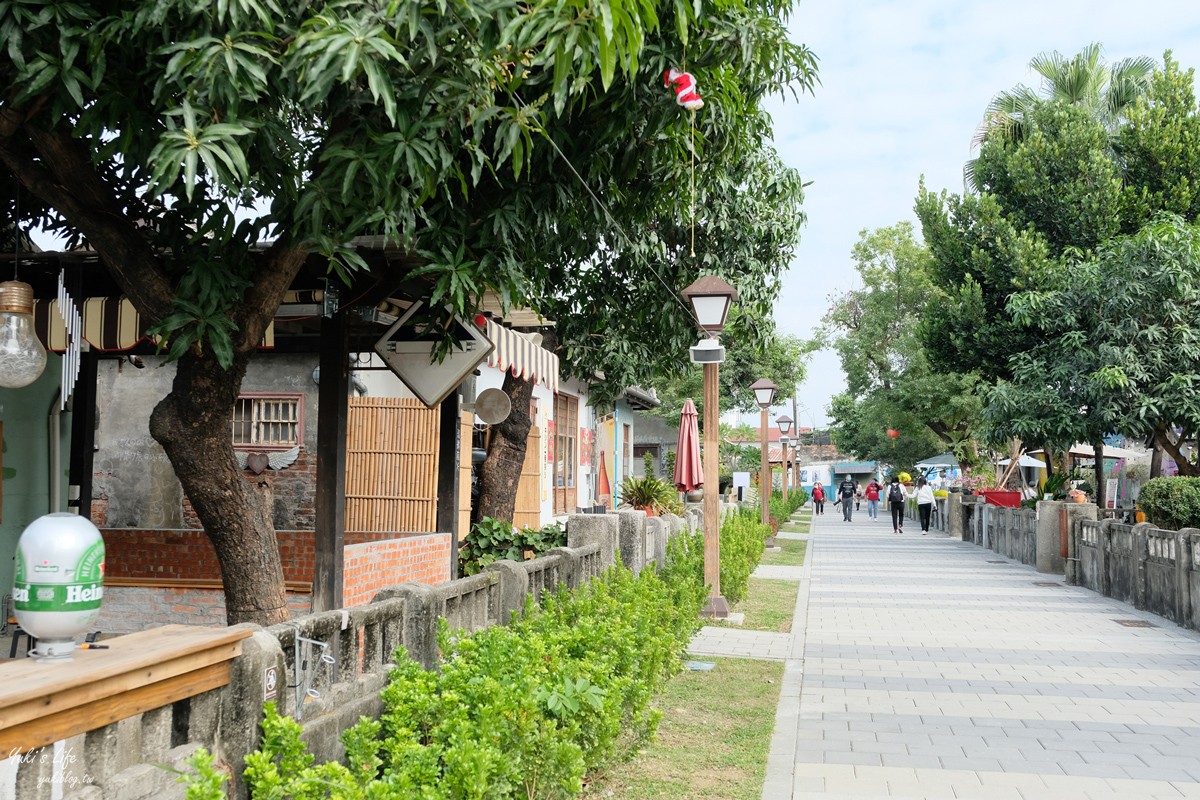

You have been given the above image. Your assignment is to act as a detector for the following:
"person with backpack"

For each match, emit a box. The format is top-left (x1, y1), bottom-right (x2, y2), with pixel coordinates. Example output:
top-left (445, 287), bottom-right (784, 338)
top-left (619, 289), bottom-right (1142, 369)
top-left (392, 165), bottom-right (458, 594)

top-left (834, 477), bottom-right (857, 522)
top-left (886, 475), bottom-right (910, 534)
top-left (864, 479), bottom-right (882, 520)
top-left (812, 482), bottom-right (826, 515)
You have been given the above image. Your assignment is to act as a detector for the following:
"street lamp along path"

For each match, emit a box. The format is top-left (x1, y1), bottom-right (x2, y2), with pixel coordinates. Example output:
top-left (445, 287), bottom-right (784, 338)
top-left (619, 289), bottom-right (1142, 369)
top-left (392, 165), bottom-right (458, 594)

top-left (681, 275), bottom-right (738, 619)
top-left (776, 414), bottom-right (793, 501)
top-left (750, 378), bottom-right (777, 527)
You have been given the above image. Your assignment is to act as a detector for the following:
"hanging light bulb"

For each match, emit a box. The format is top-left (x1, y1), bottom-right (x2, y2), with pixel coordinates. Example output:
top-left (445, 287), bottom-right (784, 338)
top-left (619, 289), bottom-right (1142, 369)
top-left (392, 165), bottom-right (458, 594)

top-left (0, 280), bottom-right (47, 388)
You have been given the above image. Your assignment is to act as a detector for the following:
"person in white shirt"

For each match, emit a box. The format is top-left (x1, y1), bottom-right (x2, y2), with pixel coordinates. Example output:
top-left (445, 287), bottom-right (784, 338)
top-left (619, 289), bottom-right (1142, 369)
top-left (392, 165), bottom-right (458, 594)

top-left (915, 477), bottom-right (936, 532)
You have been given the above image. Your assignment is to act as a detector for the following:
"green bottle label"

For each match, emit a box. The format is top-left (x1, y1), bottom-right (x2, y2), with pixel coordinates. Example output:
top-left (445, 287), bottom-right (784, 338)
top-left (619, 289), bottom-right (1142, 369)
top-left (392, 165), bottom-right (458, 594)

top-left (13, 582), bottom-right (104, 612)
top-left (13, 540), bottom-right (105, 612)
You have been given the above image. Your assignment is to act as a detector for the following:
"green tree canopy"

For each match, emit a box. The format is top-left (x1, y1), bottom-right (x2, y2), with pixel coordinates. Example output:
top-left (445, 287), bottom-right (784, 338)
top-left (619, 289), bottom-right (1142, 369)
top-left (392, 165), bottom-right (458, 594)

top-left (821, 223), bottom-right (982, 466)
top-left (0, 0), bottom-right (817, 624)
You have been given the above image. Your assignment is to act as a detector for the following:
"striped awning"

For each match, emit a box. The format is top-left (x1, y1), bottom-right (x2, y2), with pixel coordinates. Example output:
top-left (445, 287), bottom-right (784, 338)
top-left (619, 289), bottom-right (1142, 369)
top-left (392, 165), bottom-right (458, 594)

top-left (485, 319), bottom-right (558, 393)
top-left (33, 297), bottom-right (277, 352)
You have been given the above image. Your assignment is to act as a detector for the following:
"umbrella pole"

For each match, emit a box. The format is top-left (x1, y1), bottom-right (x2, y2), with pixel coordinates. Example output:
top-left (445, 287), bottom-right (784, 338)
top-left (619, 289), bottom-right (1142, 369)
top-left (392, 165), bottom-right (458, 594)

top-left (702, 361), bottom-right (728, 618)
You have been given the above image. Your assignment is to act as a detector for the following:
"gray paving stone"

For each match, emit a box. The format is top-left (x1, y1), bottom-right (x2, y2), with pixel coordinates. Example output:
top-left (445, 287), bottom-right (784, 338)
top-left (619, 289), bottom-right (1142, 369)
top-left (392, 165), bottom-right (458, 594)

top-left (757, 511), bottom-right (1200, 799)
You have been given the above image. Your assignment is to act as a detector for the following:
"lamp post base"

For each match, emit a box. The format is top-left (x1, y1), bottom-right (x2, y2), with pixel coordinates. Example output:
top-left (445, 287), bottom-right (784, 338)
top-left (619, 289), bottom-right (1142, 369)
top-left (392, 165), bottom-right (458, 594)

top-left (701, 595), bottom-right (731, 619)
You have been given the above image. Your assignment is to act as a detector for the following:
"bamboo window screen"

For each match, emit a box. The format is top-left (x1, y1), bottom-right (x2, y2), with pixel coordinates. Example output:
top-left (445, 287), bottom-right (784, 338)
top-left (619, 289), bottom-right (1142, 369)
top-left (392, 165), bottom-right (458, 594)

top-left (345, 397), bottom-right (440, 533)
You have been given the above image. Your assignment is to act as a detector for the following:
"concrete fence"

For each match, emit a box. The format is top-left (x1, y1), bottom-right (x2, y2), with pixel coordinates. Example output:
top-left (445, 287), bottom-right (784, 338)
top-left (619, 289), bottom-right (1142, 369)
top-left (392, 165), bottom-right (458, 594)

top-left (947, 493), bottom-right (1200, 635)
top-left (1, 508), bottom-right (700, 800)
top-left (1075, 519), bottom-right (1200, 630)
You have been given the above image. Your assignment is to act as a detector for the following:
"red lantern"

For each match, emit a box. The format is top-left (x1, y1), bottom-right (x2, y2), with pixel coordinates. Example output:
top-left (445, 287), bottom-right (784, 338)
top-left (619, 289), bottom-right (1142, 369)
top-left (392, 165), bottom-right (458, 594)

top-left (473, 313), bottom-right (488, 328)
top-left (887, 429), bottom-right (900, 439)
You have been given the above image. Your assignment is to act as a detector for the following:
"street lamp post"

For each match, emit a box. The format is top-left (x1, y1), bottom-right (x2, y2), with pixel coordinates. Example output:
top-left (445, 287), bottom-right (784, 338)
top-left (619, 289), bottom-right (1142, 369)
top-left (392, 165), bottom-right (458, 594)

top-left (682, 276), bottom-right (738, 619)
top-left (777, 415), bottom-right (793, 501)
top-left (750, 379), bottom-right (777, 526)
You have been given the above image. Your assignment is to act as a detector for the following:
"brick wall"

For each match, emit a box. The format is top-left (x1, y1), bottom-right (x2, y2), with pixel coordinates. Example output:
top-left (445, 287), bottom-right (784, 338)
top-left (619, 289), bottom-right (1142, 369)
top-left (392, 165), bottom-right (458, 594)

top-left (100, 528), bottom-right (441, 584)
top-left (101, 529), bottom-right (318, 583)
top-left (94, 586), bottom-right (313, 634)
top-left (342, 533), bottom-right (453, 608)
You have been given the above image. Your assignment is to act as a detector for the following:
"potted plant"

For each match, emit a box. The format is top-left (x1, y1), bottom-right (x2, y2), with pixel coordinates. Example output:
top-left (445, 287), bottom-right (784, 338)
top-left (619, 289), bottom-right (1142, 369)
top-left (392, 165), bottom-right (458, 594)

top-left (618, 475), bottom-right (681, 516)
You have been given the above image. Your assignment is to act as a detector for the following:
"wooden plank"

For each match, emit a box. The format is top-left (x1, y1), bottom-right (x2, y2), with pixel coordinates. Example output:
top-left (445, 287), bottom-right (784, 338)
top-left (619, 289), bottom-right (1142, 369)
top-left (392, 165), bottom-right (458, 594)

top-left (459, 411), bottom-right (474, 544)
top-left (0, 661), bottom-right (231, 755)
top-left (513, 427), bottom-right (541, 530)
top-left (0, 625), bottom-right (248, 724)
top-left (436, 394), bottom-right (459, 571)
top-left (314, 310), bottom-right (349, 612)
top-left (103, 577), bottom-right (312, 592)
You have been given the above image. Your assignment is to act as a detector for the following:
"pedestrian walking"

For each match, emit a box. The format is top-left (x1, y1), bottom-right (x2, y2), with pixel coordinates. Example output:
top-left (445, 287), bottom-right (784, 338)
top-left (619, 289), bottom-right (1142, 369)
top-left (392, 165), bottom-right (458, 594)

top-left (864, 478), bottom-right (882, 520)
top-left (915, 476), bottom-right (935, 533)
top-left (812, 482), bottom-right (826, 515)
top-left (854, 487), bottom-right (863, 511)
top-left (886, 475), bottom-right (909, 534)
top-left (835, 478), bottom-right (857, 522)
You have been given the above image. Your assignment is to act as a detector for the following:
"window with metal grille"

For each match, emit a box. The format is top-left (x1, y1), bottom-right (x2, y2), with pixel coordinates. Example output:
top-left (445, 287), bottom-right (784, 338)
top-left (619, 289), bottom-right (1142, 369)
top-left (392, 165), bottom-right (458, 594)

top-left (232, 393), bottom-right (303, 449)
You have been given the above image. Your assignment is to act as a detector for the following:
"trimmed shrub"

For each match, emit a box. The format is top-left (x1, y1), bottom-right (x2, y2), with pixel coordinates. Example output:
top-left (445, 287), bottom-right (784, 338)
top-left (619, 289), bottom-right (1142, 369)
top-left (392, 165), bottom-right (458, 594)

top-left (1137, 477), bottom-right (1200, 530)
top-left (183, 560), bottom-right (708, 800)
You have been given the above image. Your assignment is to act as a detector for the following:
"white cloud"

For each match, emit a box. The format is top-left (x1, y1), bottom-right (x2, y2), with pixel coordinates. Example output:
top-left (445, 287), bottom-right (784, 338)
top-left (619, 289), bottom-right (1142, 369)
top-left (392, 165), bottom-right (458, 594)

top-left (770, 0), bottom-right (1200, 425)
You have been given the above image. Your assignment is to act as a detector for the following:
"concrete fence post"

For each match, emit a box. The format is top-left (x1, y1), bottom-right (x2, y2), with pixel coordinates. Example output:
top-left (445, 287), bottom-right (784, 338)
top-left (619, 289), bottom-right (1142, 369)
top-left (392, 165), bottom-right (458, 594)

top-left (1095, 518), bottom-right (1113, 596)
top-left (545, 546), bottom-right (582, 589)
top-left (373, 583), bottom-right (440, 670)
top-left (567, 514), bottom-right (619, 569)
top-left (1132, 522), bottom-right (1154, 611)
top-left (218, 627), bottom-right (286, 800)
top-left (1035, 500), bottom-right (1066, 574)
top-left (947, 494), bottom-right (965, 540)
top-left (617, 510), bottom-right (648, 575)
top-left (1175, 528), bottom-right (1197, 628)
top-left (486, 560), bottom-right (531, 621)
top-left (644, 517), bottom-right (668, 568)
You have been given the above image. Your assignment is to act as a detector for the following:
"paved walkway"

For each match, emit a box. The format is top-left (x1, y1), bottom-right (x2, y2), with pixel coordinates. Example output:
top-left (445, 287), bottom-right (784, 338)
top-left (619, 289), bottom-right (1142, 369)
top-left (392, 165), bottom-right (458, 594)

top-left (691, 509), bottom-right (1200, 799)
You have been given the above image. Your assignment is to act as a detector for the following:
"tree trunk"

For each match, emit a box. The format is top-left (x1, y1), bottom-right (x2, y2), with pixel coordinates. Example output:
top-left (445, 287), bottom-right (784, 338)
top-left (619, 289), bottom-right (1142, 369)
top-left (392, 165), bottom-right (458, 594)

top-left (1151, 433), bottom-right (1164, 478)
top-left (473, 369), bottom-right (535, 525)
top-left (148, 349), bottom-right (290, 626)
top-left (1154, 427), bottom-right (1199, 476)
top-left (1093, 441), bottom-right (1106, 511)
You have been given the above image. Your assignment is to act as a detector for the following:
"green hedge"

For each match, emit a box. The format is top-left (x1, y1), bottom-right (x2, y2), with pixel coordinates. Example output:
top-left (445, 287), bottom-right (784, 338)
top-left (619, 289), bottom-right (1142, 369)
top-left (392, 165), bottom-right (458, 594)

top-left (181, 554), bottom-right (708, 800)
top-left (1138, 477), bottom-right (1200, 530)
top-left (768, 489), bottom-right (809, 528)
top-left (670, 505), bottom-right (769, 605)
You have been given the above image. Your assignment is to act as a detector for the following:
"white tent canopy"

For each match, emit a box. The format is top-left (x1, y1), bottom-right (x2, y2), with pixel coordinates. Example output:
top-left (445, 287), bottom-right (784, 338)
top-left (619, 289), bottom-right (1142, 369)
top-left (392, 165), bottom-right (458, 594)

top-left (1029, 443), bottom-right (1147, 460)
top-left (997, 454), bottom-right (1047, 468)
top-left (915, 453), bottom-right (959, 469)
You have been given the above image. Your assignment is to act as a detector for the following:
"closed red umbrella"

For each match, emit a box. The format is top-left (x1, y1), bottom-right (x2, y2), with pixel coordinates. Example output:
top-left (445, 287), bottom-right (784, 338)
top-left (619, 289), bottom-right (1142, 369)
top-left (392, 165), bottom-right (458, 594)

top-left (674, 399), bottom-right (704, 492)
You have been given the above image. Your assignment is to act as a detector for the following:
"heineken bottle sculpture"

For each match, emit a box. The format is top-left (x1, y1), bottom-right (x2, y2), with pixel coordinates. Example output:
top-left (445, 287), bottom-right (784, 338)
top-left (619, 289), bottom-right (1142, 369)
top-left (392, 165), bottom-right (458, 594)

top-left (13, 513), bottom-right (105, 662)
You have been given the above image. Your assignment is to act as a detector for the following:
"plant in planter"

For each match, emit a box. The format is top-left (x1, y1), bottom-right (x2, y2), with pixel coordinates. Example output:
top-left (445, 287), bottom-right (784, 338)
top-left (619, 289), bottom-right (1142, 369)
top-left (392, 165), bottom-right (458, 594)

top-left (618, 475), bottom-right (681, 516)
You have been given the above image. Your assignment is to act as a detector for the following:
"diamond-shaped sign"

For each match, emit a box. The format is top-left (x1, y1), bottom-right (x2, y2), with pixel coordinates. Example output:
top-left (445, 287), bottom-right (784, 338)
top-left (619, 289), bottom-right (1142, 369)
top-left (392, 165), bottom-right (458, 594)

top-left (374, 301), bottom-right (494, 408)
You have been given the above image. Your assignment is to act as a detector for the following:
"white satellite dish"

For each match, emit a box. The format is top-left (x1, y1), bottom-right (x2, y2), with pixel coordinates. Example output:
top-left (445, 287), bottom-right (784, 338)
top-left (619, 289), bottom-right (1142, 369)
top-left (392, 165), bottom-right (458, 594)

top-left (475, 387), bottom-right (512, 424)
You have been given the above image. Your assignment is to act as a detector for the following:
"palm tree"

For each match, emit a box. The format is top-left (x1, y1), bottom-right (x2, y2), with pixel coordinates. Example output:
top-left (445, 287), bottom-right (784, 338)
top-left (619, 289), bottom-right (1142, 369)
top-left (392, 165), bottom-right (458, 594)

top-left (965, 43), bottom-right (1155, 189)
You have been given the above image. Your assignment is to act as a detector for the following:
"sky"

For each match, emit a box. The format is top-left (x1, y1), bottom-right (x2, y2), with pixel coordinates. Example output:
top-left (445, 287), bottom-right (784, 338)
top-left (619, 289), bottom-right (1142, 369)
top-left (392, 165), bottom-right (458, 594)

top-left (764, 0), bottom-right (1200, 428)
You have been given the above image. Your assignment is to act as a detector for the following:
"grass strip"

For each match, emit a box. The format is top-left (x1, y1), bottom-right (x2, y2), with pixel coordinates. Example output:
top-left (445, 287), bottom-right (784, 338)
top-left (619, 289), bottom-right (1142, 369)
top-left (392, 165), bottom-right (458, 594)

top-left (777, 520), bottom-right (811, 534)
top-left (720, 578), bottom-right (797, 632)
top-left (761, 537), bottom-right (806, 566)
top-left (583, 658), bottom-right (783, 800)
